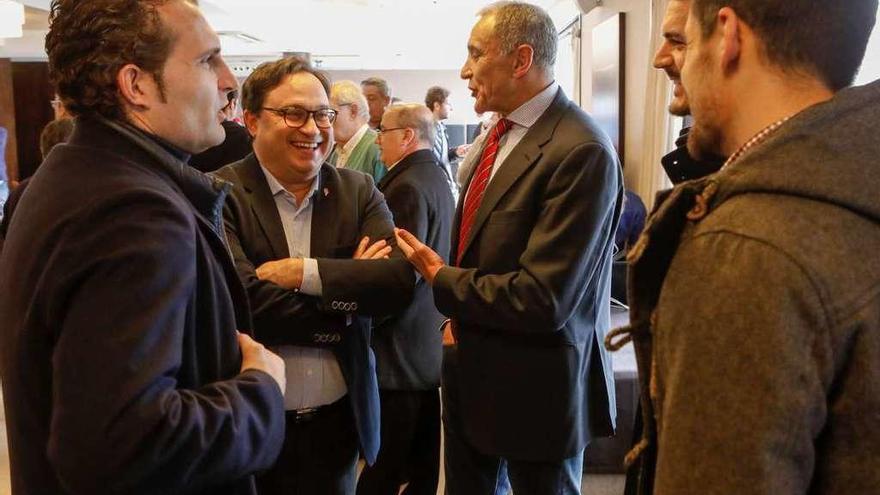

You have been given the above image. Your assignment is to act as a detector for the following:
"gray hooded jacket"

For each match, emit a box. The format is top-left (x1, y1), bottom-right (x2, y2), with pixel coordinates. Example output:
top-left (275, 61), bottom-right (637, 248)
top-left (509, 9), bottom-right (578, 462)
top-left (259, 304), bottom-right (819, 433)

top-left (612, 79), bottom-right (880, 494)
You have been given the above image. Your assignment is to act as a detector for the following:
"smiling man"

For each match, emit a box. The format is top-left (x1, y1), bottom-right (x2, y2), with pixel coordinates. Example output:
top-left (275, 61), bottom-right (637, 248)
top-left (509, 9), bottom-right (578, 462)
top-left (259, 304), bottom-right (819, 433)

top-left (618, 0), bottom-right (880, 493)
top-left (214, 56), bottom-right (415, 495)
top-left (0, 1), bottom-right (288, 494)
top-left (394, 2), bottom-right (623, 494)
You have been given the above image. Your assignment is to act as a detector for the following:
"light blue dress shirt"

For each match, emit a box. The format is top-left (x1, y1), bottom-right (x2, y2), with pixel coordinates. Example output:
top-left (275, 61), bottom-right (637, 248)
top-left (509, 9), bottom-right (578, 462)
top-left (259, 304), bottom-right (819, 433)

top-left (260, 165), bottom-right (347, 411)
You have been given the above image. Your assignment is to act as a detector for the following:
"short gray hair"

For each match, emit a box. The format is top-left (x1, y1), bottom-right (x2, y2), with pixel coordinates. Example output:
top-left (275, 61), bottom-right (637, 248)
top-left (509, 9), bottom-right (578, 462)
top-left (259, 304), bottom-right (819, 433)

top-left (330, 80), bottom-right (369, 119)
top-left (361, 76), bottom-right (392, 98)
top-left (385, 103), bottom-right (435, 145)
top-left (478, 1), bottom-right (557, 70)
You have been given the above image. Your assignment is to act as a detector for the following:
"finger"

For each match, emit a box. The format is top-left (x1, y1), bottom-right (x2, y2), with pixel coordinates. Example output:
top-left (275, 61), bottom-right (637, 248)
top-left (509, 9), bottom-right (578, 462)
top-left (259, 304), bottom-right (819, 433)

top-left (362, 239), bottom-right (388, 258)
top-left (372, 245), bottom-right (392, 259)
top-left (354, 236), bottom-right (369, 258)
top-left (396, 228), bottom-right (424, 250)
top-left (394, 231), bottom-right (415, 258)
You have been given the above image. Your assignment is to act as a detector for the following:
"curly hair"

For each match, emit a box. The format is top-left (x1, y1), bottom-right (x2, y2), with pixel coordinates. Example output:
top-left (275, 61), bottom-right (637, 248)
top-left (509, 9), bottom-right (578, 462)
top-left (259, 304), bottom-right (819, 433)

top-left (45, 0), bottom-right (177, 120)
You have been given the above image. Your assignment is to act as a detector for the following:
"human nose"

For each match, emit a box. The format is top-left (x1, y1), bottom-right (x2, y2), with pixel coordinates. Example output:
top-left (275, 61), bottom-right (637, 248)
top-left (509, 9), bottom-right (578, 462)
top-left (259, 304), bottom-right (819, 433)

top-left (216, 56), bottom-right (236, 95)
top-left (653, 42), bottom-right (672, 70)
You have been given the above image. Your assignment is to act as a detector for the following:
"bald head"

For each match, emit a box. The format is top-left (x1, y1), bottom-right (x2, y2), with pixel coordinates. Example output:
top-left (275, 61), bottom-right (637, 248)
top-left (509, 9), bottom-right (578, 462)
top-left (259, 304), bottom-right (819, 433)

top-left (377, 103), bottom-right (436, 167)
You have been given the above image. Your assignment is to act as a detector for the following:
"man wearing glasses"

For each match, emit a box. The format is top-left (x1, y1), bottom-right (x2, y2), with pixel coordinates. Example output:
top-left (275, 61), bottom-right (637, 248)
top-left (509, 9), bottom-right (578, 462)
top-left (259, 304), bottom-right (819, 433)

top-left (214, 56), bottom-right (415, 495)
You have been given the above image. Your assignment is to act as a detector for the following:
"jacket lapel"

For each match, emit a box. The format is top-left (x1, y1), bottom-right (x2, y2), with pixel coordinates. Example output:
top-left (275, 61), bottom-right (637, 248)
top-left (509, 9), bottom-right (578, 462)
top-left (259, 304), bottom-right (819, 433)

top-left (240, 155), bottom-right (290, 259)
top-left (309, 164), bottom-right (337, 257)
top-left (458, 89), bottom-right (568, 261)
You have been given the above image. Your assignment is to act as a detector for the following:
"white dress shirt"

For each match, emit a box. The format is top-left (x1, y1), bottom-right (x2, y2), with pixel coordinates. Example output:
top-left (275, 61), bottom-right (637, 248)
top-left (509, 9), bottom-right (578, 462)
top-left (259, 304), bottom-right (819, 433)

top-left (260, 165), bottom-right (348, 411)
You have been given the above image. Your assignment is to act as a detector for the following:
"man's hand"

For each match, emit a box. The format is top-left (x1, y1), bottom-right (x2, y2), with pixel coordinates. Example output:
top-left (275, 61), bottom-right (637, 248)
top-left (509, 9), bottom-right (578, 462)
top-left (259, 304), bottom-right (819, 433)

top-left (394, 228), bottom-right (444, 284)
top-left (238, 332), bottom-right (286, 396)
top-left (353, 236), bottom-right (392, 260)
top-left (255, 258), bottom-right (303, 290)
top-left (455, 143), bottom-right (471, 158)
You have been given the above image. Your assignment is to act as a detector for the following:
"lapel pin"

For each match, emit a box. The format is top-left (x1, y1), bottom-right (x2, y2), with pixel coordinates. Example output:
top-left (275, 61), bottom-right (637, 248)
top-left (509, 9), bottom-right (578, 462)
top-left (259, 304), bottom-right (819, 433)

top-left (323, 188), bottom-right (330, 197)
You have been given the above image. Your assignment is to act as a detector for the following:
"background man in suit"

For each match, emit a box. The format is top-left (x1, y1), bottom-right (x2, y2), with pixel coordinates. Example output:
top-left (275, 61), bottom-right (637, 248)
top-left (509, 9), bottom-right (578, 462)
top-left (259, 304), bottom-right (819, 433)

top-left (215, 56), bottom-right (416, 495)
top-left (328, 80), bottom-right (386, 182)
top-left (425, 86), bottom-right (464, 199)
top-left (0, 1), bottom-right (287, 494)
top-left (362, 77), bottom-right (392, 130)
top-left (395, 2), bottom-right (623, 494)
top-left (357, 104), bottom-right (454, 495)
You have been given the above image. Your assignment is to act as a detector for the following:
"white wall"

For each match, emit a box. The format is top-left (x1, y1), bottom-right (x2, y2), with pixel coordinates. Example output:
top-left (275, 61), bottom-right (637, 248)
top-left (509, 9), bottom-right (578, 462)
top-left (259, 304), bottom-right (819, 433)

top-left (855, 6), bottom-right (880, 85)
top-left (324, 69), bottom-right (479, 125)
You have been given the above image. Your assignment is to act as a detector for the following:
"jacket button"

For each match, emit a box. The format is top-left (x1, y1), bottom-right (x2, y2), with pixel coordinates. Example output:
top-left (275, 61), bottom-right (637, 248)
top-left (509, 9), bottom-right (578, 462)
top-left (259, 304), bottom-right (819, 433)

top-left (331, 301), bottom-right (339, 309)
top-left (351, 302), bottom-right (358, 311)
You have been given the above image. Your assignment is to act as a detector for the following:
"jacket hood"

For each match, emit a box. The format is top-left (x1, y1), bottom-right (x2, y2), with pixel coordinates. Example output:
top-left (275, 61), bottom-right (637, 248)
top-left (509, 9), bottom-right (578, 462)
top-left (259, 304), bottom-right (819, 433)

top-left (710, 78), bottom-right (880, 223)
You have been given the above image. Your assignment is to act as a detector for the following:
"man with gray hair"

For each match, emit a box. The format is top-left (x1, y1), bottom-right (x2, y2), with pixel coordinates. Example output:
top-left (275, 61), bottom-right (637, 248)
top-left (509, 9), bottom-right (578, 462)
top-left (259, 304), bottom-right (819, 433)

top-left (329, 80), bottom-right (385, 182)
top-left (358, 103), bottom-right (453, 495)
top-left (361, 77), bottom-right (392, 130)
top-left (395, 2), bottom-right (622, 494)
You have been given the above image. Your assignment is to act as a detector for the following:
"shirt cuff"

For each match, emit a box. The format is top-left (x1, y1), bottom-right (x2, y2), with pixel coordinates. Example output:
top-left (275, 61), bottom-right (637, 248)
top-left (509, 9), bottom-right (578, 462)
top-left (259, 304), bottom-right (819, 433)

top-left (299, 258), bottom-right (323, 296)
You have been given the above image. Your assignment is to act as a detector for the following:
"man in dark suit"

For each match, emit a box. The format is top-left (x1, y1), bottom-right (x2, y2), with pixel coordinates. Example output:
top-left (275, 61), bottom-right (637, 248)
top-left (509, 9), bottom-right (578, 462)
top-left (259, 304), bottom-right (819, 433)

top-left (357, 104), bottom-right (454, 495)
top-left (214, 56), bottom-right (415, 495)
top-left (395, 2), bottom-right (623, 493)
top-left (0, 1), bottom-right (287, 494)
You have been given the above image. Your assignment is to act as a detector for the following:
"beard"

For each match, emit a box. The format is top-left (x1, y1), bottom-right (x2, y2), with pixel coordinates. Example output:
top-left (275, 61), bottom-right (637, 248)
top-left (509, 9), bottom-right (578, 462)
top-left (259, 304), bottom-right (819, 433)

top-left (686, 112), bottom-right (723, 163)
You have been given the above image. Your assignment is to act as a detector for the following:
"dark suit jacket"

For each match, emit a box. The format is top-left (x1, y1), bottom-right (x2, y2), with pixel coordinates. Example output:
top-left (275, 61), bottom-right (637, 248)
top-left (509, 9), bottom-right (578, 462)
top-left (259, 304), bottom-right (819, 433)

top-left (375, 149), bottom-right (454, 390)
top-left (214, 155), bottom-right (416, 464)
top-left (433, 89), bottom-right (623, 461)
top-left (0, 117), bottom-right (285, 495)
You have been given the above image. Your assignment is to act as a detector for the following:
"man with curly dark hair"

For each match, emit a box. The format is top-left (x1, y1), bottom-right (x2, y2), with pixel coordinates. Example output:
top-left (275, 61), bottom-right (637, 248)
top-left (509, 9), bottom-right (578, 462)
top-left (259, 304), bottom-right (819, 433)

top-left (0, 1), bottom-right (288, 494)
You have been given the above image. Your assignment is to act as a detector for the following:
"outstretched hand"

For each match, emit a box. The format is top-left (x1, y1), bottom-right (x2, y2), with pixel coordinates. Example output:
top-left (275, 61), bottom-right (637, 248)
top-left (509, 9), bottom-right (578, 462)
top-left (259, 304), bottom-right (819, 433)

top-left (394, 228), bottom-right (444, 284)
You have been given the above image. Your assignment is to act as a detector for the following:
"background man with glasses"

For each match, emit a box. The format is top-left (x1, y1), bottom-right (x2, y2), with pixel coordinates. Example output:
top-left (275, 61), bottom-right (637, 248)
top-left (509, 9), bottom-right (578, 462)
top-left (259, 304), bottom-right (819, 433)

top-left (214, 56), bottom-right (416, 495)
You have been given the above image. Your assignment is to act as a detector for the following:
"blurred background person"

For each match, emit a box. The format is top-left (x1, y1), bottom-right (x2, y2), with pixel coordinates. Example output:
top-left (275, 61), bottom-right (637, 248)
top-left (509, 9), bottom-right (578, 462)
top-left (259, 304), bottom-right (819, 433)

top-left (329, 80), bottom-right (386, 182)
top-left (362, 77), bottom-right (392, 130)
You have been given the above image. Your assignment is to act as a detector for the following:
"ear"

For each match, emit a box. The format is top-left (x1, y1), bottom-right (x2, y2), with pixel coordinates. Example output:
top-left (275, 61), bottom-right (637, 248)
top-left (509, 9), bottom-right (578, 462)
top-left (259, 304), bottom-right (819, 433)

top-left (717, 7), bottom-right (742, 75)
top-left (116, 63), bottom-right (157, 110)
top-left (511, 44), bottom-right (535, 79)
top-left (244, 109), bottom-right (260, 138)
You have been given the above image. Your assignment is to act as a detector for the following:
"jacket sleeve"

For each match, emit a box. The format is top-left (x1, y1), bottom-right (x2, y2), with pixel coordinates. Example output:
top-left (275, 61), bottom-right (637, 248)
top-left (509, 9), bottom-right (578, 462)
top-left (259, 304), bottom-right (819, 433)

top-left (46, 189), bottom-right (285, 495)
top-left (432, 141), bottom-right (622, 334)
top-left (316, 172), bottom-right (416, 316)
top-left (221, 186), bottom-right (349, 347)
top-left (650, 231), bottom-right (829, 495)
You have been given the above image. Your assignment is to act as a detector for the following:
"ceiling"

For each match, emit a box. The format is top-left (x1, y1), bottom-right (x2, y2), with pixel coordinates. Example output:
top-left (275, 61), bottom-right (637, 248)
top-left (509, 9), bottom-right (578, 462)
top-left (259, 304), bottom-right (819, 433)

top-left (0, 0), bottom-right (581, 69)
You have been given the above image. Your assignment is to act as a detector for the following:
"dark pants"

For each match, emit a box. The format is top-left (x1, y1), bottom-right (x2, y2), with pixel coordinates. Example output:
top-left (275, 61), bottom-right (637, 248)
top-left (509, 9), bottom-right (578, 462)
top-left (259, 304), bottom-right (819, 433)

top-left (441, 347), bottom-right (584, 495)
top-left (357, 389), bottom-right (441, 495)
top-left (257, 397), bottom-right (359, 495)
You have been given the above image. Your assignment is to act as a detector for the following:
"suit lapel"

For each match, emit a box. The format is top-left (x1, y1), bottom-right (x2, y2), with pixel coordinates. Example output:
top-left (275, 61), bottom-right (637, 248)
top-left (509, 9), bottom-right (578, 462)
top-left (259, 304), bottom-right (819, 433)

top-left (309, 164), bottom-right (337, 257)
top-left (458, 89), bottom-right (569, 260)
top-left (240, 155), bottom-right (290, 259)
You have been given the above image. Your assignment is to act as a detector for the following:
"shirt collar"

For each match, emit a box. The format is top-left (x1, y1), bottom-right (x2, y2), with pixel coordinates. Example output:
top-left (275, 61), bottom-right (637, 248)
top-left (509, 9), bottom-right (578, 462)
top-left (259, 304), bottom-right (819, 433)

top-left (505, 81), bottom-right (559, 129)
top-left (342, 123), bottom-right (370, 154)
top-left (259, 163), bottom-right (320, 202)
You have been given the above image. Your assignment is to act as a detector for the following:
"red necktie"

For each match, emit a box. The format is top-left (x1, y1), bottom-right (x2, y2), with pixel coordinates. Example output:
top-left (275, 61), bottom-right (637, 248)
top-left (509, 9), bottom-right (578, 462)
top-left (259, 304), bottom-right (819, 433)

top-left (456, 118), bottom-right (512, 265)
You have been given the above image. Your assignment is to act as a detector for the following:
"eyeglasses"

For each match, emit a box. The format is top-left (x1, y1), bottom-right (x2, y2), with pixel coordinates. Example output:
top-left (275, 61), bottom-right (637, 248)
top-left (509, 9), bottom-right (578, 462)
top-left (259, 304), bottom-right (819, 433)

top-left (378, 126), bottom-right (407, 135)
top-left (262, 106), bottom-right (337, 129)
